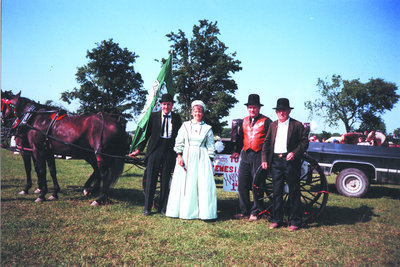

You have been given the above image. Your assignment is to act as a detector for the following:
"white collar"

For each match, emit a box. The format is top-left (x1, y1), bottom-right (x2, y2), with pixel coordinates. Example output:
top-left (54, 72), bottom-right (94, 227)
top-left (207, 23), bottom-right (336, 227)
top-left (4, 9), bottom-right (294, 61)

top-left (278, 118), bottom-right (290, 125)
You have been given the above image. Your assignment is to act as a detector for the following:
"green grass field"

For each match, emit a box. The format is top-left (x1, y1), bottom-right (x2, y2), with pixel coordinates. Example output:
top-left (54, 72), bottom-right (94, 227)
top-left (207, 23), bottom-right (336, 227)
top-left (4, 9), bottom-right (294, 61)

top-left (1, 148), bottom-right (400, 266)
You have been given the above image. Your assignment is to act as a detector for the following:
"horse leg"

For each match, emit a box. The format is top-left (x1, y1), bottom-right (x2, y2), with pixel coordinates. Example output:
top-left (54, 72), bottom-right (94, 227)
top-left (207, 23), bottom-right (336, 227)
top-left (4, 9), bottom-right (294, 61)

top-left (18, 152), bottom-right (33, 195)
top-left (47, 154), bottom-right (60, 200)
top-left (91, 157), bottom-right (124, 206)
top-left (91, 158), bottom-right (110, 205)
top-left (83, 156), bottom-right (101, 196)
top-left (32, 151), bottom-right (48, 202)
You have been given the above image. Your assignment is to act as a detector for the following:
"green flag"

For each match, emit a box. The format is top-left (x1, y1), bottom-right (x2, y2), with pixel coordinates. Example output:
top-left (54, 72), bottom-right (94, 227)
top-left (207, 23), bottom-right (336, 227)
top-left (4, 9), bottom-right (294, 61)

top-left (129, 53), bottom-right (174, 152)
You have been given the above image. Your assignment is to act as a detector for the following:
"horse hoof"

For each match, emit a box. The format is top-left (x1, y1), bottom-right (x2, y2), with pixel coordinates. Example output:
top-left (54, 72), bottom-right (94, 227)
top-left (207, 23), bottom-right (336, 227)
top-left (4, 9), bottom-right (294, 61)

top-left (48, 195), bottom-right (58, 201)
top-left (34, 188), bottom-right (41, 194)
top-left (90, 200), bottom-right (99, 206)
top-left (18, 190), bottom-right (28, 195)
top-left (34, 197), bottom-right (44, 203)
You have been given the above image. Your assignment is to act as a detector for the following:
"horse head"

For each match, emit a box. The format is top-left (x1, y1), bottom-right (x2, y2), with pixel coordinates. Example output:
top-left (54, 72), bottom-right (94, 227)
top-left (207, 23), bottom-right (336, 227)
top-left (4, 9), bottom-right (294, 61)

top-left (6, 92), bottom-right (40, 120)
top-left (1, 91), bottom-right (20, 123)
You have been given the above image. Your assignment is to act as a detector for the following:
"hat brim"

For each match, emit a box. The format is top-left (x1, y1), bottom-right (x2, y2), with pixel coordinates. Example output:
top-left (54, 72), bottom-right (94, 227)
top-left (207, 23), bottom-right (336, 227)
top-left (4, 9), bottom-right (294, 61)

top-left (159, 99), bottom-right (175, 103)
top-left (244, 103), bottom-right (263, 106)
top-left (273, 106), bottom-right (294, 110)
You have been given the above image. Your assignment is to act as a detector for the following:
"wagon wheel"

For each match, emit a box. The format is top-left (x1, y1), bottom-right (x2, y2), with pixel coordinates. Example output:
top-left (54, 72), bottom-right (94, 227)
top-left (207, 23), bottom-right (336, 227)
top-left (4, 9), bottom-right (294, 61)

top-left (254, 154), bottom-right (329, 225)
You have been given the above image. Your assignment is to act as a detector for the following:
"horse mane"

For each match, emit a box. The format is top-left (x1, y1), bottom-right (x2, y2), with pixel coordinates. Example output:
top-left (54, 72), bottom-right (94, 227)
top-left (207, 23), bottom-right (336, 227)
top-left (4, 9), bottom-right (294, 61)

top-left (10, 92), bottom-right (126, 129)
top-left (17, 95), bottom-right (69, 116)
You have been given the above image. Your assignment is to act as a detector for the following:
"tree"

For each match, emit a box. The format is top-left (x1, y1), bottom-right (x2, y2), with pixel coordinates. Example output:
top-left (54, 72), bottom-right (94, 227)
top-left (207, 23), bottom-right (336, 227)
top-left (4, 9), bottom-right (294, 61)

top-left (61, 39), bottom-right (146, 120)
top-left (393, 128), bottom-right (400, 138)
top-left (305, 75), bottom-right (399, 133)
top-left (220, 127), bottom-right (232, 138)
top-left (166, 20), bottom-right (242, 134)
top-left (357, 111), bottom-right (386, 134)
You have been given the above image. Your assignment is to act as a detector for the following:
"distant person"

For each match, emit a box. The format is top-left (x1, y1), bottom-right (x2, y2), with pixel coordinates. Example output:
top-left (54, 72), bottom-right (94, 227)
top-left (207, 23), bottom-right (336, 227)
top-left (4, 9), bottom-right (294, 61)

top-left (366, 131), bottom-right (387, 146)
top-left (232, 94), bottom-right (272, 222)
top-left (261, 98), bottom-right (309, 231)
top-left (340, 132), bottom-right (361, 145)
top-left (129, 93), bottom-right (182, 216)
top-left (166, 100), bottom-right (217, 220)
top-left (357, 135), bottom-right (371, 146)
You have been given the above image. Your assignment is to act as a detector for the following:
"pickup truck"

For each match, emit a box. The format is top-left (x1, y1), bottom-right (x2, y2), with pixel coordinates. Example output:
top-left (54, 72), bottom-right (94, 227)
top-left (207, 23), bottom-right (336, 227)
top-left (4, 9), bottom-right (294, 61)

top-left (307, 142), bottom-right (400, 197)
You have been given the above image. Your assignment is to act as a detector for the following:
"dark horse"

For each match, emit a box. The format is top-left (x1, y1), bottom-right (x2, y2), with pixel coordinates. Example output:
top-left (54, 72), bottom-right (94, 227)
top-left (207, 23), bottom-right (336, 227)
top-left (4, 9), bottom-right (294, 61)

top-left (2, 90), bottom-right (60, 199)
top-left (3, 92), bottom-right (129, 205)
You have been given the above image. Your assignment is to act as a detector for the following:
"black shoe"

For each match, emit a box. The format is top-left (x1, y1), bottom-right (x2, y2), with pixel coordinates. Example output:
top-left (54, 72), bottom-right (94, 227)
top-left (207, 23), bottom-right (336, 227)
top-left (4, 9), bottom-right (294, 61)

top-left (144, 211), bottom-right (152, 216)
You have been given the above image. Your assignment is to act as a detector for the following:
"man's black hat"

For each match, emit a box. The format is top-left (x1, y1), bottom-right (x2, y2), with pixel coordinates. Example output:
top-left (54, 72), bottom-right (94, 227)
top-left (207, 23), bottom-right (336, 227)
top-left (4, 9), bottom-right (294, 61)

top-left (159, 93), bottom-right (175, 103)
top-left (273, 98), bottom-right (294, 110)
top-left (244, 94), bottom-right (263, 106)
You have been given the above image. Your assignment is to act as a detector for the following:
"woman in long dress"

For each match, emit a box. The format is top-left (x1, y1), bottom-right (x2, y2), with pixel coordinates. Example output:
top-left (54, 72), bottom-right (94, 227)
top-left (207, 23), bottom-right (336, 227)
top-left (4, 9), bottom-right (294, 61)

top-left (166, 100), bottom-right (217, 220)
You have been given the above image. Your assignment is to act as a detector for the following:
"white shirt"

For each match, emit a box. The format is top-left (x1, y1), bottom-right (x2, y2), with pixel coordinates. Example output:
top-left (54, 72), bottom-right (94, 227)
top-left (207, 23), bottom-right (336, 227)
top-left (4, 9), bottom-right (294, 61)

top-left (160, 112), bottom-right (172, 138)
top-left (274, 118), bottom-right (290, 153)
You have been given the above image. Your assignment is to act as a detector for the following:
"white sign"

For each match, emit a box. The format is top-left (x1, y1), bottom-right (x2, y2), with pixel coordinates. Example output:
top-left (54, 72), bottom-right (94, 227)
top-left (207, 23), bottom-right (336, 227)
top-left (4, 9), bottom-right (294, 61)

top-left (213, 154), bottom-right (240, 192)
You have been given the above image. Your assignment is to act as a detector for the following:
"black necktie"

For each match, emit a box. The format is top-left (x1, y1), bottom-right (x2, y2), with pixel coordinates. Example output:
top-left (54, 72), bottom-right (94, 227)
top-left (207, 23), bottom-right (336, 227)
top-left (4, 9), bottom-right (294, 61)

top-left (162, 114), bottom-right (170, 138)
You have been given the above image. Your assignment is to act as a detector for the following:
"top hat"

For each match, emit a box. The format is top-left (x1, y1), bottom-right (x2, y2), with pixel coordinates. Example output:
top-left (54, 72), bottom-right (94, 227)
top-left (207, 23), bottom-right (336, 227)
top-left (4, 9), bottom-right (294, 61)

top-left (273, 98), bottom-right (293, 110)
top-left (244, 94), bottom-right (263, 106)
top-left (159, 93), bottom-right (175, 103)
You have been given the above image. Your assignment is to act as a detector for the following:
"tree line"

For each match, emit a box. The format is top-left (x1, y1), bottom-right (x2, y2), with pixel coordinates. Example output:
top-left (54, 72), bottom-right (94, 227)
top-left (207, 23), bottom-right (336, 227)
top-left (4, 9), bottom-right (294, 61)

top-left (59, 19), bottom-right (399, 136)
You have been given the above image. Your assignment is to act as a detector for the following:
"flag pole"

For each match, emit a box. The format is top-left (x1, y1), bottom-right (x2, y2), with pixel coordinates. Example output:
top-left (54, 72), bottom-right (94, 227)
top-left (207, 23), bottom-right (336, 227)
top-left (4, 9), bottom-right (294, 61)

top-left (129, 52), bottom-right (175, 153)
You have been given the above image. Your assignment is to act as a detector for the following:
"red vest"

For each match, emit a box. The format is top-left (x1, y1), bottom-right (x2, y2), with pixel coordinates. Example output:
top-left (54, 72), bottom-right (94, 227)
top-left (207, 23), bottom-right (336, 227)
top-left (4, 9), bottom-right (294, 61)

top-left (243, 115), bottom-right (268, 152)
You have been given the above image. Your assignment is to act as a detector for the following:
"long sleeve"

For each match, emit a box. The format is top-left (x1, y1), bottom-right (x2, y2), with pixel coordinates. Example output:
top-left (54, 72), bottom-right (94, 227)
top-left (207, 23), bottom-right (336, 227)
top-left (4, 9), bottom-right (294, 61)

top-left (174, 123), bottom-right (186, 154)
top-left (205, 129), bottom-right (215, 158)
top-left (290, 121), bottom-right (309, 160)
top-left (262, 124), bottom-right (273, 163)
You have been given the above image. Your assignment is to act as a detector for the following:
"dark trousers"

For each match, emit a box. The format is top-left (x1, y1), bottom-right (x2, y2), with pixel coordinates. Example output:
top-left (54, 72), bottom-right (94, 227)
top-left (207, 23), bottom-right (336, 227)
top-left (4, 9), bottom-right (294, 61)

top-left (271, 155), bottom-right (302, 226)
top-left (144, 139), bottom-right (175, 213)
top-left (237, 150), bottom-right (264, 216)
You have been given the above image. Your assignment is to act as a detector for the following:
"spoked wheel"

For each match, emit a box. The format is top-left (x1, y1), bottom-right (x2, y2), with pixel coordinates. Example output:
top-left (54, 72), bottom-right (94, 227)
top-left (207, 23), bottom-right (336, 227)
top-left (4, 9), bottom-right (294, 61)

top-left (253, 154), bottom-right (329, 225)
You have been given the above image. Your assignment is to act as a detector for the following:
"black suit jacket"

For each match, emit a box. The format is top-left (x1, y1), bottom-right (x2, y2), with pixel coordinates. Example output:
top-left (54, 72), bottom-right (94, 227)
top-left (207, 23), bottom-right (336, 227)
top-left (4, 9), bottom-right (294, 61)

top-left (138, 110), bottom-right (182, 157)
top-left (261, 118), bottom-right (309, 165)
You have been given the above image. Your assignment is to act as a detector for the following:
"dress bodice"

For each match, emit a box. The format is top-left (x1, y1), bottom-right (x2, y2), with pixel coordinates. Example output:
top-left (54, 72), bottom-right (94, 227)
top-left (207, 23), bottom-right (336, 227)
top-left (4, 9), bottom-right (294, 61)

top-left (174, 120), bottom-right (215, 157)
top-left (186, 121), bottom-right (209, 147)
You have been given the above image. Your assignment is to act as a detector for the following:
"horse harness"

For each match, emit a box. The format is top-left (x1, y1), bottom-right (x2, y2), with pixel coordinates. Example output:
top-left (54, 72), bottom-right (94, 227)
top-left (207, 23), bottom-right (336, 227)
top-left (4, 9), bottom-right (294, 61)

top-left (8, 104), bottom-right (67, 152)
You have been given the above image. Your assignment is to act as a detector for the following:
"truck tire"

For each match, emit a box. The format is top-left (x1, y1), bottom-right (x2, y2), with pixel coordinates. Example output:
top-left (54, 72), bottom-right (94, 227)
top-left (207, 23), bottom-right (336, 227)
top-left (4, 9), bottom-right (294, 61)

top-left (336, 168), bottom-right (370, 197)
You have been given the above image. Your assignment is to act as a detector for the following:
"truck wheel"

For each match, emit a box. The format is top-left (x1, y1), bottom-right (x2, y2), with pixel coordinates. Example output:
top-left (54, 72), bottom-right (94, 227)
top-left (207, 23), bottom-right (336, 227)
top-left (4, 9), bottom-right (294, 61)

top-left (336, 168), bottom-right (369, 197)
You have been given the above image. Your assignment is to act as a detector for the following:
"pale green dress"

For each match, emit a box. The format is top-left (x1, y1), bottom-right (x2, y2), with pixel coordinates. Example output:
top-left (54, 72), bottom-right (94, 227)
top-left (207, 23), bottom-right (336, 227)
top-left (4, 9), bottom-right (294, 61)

top-left (166, 120), bottom-right (217, 220)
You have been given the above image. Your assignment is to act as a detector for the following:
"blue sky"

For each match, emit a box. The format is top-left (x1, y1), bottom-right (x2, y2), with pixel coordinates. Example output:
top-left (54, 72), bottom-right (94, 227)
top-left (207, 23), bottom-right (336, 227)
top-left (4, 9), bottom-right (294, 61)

top-left (2, 0), bottom-right (400, 134)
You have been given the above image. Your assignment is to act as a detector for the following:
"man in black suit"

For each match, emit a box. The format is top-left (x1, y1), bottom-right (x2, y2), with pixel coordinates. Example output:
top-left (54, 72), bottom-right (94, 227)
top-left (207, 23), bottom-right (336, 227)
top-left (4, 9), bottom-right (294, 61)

top-left (130, 93), bottom-right (182, 216)
top-left (261, 98), bottom-right (309, 231)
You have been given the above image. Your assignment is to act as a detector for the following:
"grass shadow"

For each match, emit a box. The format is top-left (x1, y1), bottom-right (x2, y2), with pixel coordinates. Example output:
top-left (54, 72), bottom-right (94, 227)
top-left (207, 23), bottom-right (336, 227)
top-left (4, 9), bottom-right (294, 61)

top-left (327, 183), bottom-right (400, 200)
top-left (1, 197), bottom-right (37, 203)
top-left (216, 198), bottom-right (240, 221)
top-left (1, 178), bottom-right (27, 190)
top-left (365, 185), bottom-right (400, 200)
top-left (110, 188), bottom-right (144, 206)
top-left (316, 204), bottom-right (377, 226)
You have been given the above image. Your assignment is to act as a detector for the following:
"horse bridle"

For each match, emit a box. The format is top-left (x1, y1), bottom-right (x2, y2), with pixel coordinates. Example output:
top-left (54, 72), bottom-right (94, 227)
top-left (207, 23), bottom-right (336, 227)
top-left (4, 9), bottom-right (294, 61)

top-left (1, 98), bottom-right (18, 124)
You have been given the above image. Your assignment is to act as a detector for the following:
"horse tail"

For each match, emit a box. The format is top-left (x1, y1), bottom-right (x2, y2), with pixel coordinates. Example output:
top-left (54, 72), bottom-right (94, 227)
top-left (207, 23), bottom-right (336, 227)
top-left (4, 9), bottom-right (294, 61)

top-left (109, 157), bottom-right (125, 187)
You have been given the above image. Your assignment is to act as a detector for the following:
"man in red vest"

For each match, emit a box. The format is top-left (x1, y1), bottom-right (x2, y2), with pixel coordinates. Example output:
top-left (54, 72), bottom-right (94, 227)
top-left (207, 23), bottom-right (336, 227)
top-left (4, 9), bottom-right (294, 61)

top-left (232, 94), bottom-right (272, 222)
